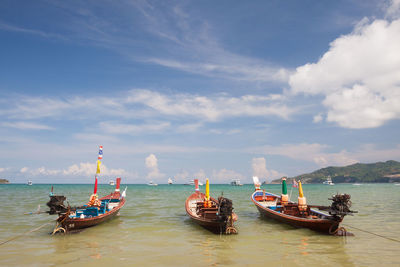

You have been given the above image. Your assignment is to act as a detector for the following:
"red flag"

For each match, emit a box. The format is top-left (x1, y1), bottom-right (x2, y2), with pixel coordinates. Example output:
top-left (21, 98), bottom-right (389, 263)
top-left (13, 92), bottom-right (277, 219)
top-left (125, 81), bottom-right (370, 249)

top-left (293, 179), bottom-right (298, 188)
top-left (115, 177), bottom-right (121, 192)
top-left (94, 177), bottom-right (98, 194)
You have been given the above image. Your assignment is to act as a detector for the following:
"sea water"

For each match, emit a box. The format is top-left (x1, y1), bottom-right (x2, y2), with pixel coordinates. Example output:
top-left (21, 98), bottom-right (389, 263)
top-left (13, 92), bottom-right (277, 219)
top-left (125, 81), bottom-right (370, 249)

top-left (0, 183), bottom-right (399, 266)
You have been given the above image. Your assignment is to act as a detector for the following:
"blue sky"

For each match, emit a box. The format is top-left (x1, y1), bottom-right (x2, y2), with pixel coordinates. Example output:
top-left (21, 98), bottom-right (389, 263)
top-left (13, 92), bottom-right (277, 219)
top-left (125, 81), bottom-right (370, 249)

top-left (1, 0), bottom-right (400, 184)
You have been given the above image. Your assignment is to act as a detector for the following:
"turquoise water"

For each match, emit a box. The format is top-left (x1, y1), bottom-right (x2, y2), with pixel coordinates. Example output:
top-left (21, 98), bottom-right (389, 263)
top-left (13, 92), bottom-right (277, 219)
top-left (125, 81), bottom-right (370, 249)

top-left (0, 183), bottom-right (399, 266)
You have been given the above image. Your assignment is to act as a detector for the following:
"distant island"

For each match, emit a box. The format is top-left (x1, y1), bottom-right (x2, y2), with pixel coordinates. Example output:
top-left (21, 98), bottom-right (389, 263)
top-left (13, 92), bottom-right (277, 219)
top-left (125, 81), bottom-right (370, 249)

top-left (272, 160), bottom-right (400, 184)
top-left (0, 179), bottom-right (10, 184)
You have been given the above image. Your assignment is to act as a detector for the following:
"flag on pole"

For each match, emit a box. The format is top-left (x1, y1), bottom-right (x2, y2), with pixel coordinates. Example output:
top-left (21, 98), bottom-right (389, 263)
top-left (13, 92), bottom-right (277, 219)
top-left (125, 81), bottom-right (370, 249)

top-left (96, 160), bottom-right (101, 174)
top-left (98, 146), bottom-right (103, 160)
top-left (93, 145), bottom-right (103, 195)
top-left (96, 146), bottom-right (103, 174)
top-left (293, 179), bottom-right (298, 188)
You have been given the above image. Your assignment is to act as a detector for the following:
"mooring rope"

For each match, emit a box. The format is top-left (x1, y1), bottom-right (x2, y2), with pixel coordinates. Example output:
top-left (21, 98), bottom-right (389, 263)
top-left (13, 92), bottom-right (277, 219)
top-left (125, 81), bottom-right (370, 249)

top-left (343, 224), bottom-right (400, 243)
top-left (0, 222), bottom-right (51, 246)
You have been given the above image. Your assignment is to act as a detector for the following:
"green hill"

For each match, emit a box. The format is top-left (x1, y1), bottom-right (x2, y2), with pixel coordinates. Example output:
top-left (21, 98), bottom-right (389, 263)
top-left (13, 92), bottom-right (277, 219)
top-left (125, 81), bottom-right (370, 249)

top-left (273, 160), bottom-right (400, 184)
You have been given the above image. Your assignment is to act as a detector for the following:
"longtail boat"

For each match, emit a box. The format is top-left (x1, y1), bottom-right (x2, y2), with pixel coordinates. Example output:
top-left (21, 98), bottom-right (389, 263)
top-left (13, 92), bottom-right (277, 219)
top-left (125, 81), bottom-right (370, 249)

top-left (53, 146), bottom-right (126, 234)
top-left (185, 179), bottom-right (238, 234)
top-left (251, 176), bottom-right (356, 235)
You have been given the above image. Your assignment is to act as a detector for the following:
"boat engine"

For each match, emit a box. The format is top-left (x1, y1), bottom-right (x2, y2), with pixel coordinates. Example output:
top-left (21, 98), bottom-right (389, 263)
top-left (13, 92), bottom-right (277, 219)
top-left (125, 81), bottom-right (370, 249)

top-left (328, 193), bottom-right (357, 217)
top-left (46, 195), bottom-right (68, 215)
top-left (217, 196), bottom-right (233, 222)
top-left (217, 196), bottom-right (237, 234)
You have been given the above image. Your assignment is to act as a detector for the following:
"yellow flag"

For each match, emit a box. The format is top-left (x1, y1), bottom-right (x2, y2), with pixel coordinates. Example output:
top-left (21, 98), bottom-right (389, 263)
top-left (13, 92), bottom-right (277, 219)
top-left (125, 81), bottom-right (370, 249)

top-left (298, 181), bottom-right (304, 198)
top-left (205, 178), bottom-right (210, 200)
top-left (96, 160), bottom-right (101, 174)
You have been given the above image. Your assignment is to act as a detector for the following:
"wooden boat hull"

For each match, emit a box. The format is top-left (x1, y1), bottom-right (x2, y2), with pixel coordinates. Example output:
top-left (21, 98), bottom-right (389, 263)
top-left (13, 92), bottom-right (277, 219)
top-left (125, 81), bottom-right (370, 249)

top-left (251, 190), bottom-right (340, 234)
top-left (185, 192), bottom-right (237, 234)
top-left (57, 193), bottom-right (125, 232)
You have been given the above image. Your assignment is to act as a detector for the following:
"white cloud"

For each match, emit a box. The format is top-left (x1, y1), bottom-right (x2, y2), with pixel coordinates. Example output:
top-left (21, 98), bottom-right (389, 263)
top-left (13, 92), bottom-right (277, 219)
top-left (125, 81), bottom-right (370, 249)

top-left (31, 167), bottom-right (61, 176)
top-left (385, 0), bottom-right (400, 19)
top-left (251, 143), bottom-right (358, 167)
top-left (2, 121), bottom-right (54, 130)
top-left (0, 90), bottom-right (295, 128)
top-left (126, 89), bottom-right (295, 121)
top-left (0, 168), bottom-right (5, 172)
top-left (145, 154), bottom-right (164, 179)
top-left (251, 157), bottom-right (284, 182)
top-left (176, 122), bottom-right (203, 133)
top-left (20, 162), bottom-right (129, 178)
top-left (73, 133), bottom-right (118, 143)
top-left (100, 121), bottom-right (171, 135)
top-left (146, 58), bottom-right (290, 83)
top-left (289, 18), bottom-right (400, 128)
top-left (0, 21), bottom-right (66, 40)
top-left (313, 113), bottom-right (323, 123)
top-left (193, 169), bottom-right (207, 180)
top-left (62, 162), bottom-right (129, 177)
top-left (348, 144), bottom-right (400, 163)
top-left (252, 157), bottom-right (269, 179)
top-left (211, 168), bottom-right (244, 183)
top-left (173, 170), bottom-right (190, 183)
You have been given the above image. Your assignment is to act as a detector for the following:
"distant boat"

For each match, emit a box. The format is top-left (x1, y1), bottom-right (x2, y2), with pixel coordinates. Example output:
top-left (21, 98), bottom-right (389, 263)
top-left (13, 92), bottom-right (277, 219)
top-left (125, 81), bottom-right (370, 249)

top-left (230, 179), bottom-right (243, 186)
top-left (148, 181), bottom-right (158, 186)
top-left (109, 180), bottom-right (115, 186)
top-left (353, 183), bottom-right (362, 186)
top-left (185, 179), bottom-right (203, 186)
top-left (168, 178), bottom-right (173, 185)
top-left (27, 180), bottom-right (33, 186)
top-left (323, 176), bottom-right (335, 185)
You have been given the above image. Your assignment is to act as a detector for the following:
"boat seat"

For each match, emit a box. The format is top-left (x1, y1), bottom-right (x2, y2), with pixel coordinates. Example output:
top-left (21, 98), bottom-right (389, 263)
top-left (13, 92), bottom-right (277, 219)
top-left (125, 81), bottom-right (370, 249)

top-left (204, 210), bottom-right (217, 214)
top-left (201, 207), bottom-right (218, 211)
top-left (99, 205), bottom-right (106, 214)
top-left (83, 207), bottom-right (99, 217)
top-left (203, 210), bottom-right (217, 219)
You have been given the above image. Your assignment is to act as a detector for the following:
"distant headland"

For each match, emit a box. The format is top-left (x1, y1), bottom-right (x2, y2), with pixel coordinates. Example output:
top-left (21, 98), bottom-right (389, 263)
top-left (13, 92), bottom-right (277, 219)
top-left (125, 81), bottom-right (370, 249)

top-left (0, 179), bottom-right (10, 184)
top-left (271, 160), bottom-right (400, 184)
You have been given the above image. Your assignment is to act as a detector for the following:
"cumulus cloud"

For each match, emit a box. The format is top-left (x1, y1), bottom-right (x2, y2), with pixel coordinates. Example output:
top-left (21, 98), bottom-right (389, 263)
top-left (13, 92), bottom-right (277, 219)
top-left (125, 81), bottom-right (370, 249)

top-left (193, 169), bottom-right (207, 180)
top-left (313, 113), bottom-right (323, 123)
top-left (289, 18), bottom-right (400, 128)
top-left (173, 169), bottom-right (190, 183)
top-left (211, 168), bottom-right (244, 183)
top-left (251, 143), bottom-right (358, 167)
top-left (385, 0), bottom-right (400, 19)
top-left (145, 154), bottom-right (164, 179)
top-left (21, 163), bottom-right (129, 177)
top-left (31, 167), bottom-right (61, 176)
top-left (252, 157), bottom-right (284, 182)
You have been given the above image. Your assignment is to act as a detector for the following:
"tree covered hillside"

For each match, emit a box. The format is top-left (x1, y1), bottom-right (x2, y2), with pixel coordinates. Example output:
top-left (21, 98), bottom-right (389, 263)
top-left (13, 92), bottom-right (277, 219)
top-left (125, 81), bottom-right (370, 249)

top-left (272, 160), bottom-right (400, 184)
